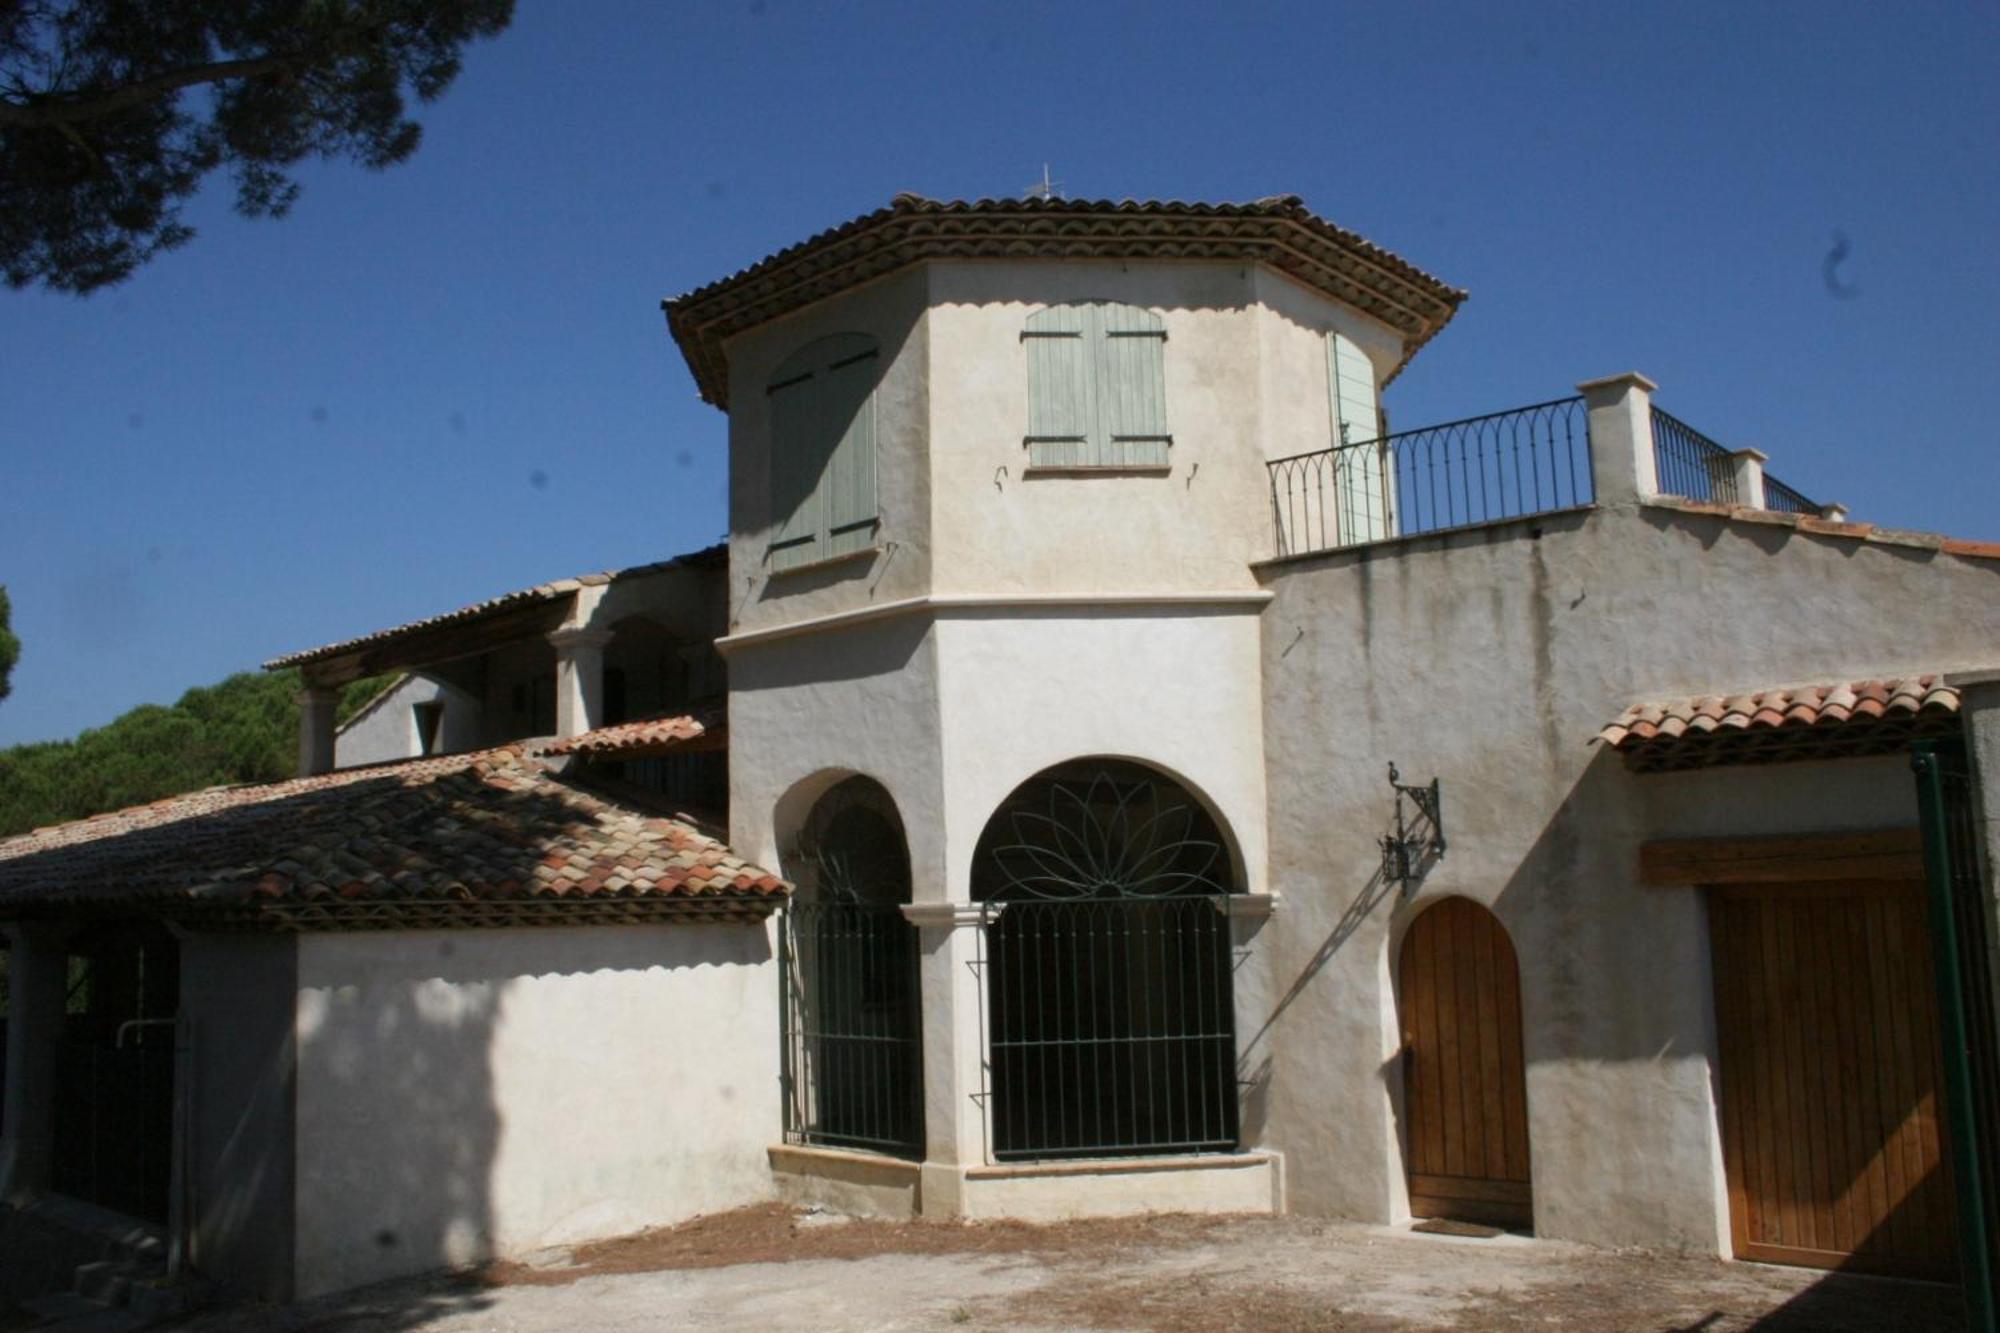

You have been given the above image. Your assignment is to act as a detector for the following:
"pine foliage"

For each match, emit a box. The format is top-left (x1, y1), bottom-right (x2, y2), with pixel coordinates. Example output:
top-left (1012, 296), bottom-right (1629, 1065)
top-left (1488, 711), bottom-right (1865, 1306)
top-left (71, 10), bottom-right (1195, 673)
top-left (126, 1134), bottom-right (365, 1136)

top-left (0, 669), bottom-right (393, 837)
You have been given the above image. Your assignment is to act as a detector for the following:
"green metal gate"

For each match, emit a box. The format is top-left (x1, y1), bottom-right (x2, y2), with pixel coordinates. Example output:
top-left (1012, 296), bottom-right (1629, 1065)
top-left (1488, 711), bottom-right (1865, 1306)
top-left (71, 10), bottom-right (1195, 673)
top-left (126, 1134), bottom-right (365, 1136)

top-left (1914, 740), bottom-right (1999, 1331)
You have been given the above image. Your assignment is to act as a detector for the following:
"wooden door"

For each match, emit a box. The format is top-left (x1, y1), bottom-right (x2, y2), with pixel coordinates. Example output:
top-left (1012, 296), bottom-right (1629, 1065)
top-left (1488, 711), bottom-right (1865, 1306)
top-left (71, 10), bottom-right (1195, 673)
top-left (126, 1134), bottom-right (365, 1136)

top-left (1710, 880), bottom-right (1958, 1278)
top-left (1399, 897), bottom-right (1533, 1228)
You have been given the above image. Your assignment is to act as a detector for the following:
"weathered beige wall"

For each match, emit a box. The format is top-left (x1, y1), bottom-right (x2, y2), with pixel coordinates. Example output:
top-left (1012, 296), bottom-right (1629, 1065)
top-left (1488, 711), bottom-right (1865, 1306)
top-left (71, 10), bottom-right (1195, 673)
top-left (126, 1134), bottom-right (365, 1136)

top-left (923, 259), bottom-right (1402, 596)
top-left (1256, 502), bottom-right (2000, 1253)
top-left (291, 925), bottom-right (778, 1297)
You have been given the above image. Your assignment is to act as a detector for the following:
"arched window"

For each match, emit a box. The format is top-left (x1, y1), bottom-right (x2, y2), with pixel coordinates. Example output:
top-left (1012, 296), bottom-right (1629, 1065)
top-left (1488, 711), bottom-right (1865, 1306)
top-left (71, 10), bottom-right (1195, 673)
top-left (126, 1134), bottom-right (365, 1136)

top-left (780, 777), bottom-right (922, 1156)
top-left (973, 759), bottom-right (1239, 1159)
top-left (1023, 301), bottom-right (1169, 469)
top-left (766, 333), bottom-right (881, 571)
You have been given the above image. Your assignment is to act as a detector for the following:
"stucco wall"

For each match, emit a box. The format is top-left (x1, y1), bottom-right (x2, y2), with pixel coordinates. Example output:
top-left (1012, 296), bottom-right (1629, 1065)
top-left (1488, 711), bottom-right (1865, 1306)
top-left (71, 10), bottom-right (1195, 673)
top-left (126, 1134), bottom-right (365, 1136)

top-left (291, 924), bottom-right (778, 1297)
top-left (1255, 502), bottom-right (2000, 1253)
top-left (179, 932), bottom-right (298, 1302)
top-left (923, 259), bottom-right (1401, 598)
top-left (724, 267), bottom-right (933, 638)
top-left (335, 675), bottom-right (482, 768)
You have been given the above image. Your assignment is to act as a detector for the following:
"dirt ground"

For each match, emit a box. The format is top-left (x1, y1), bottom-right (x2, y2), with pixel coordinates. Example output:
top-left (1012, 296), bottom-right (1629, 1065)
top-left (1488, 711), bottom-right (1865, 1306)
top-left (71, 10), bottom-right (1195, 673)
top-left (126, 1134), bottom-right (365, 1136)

top-left (179, 1204), bottom-right (1966, 1332)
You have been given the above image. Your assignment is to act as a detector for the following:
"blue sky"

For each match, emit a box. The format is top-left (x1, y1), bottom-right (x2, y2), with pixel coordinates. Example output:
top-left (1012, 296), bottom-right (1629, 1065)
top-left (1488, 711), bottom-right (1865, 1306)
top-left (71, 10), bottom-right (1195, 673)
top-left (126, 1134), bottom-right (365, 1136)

top-left (1, 2), bottom-right (1995, 746)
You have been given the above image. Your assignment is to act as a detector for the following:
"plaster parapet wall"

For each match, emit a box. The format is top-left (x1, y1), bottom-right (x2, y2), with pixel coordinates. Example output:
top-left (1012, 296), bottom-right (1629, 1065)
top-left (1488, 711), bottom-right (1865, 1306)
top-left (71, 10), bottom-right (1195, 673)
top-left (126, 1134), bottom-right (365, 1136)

top-left (291, 925), bottom-right (778, 1298)
top-left (335, 675), bottom-right (483, 769)
top-left (1253, 503), bottom-right (2000, 1253)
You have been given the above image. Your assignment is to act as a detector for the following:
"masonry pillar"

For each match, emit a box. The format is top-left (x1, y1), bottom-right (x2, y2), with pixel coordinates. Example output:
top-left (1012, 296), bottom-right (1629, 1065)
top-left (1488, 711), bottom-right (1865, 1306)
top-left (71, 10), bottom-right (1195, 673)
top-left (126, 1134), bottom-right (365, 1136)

top-left (1727, 448), bottom-right (1768, 509)
top-left (548, 628), bottom-right (614, 740)
top-left (1947, 669), bottom-right (2000, 1040)
top-left (1577, 371), bottom-right (1659, 506)
top-left (902, 902), bottom-right (994, 1217)
top-left (0, 921), bottom-right (73, 1203)
top-left (296, 685), bottom-right (337, 777)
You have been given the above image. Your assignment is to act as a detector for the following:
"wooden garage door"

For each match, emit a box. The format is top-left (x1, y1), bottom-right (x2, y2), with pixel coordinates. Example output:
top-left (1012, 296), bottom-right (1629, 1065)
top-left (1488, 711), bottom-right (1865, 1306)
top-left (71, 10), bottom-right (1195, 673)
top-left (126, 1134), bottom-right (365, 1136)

top-left (1399, 897), bottom-right (1533, 1228)
top-left (1710, 880), bottom-right (1959, 1278)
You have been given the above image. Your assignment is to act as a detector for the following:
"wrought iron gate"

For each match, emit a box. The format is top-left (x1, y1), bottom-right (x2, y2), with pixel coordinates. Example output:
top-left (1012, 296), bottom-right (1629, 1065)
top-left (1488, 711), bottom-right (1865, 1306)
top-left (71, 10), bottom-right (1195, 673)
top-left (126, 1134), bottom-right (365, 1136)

top-left (779, 779), bottom-right (924, 1158)
top-left (1914, 740), bottom-right (2000, 1329)
top-left (976, 762), bottom-right (1240, 1161)
top-left (780, 901), bottom-right (923, 1156)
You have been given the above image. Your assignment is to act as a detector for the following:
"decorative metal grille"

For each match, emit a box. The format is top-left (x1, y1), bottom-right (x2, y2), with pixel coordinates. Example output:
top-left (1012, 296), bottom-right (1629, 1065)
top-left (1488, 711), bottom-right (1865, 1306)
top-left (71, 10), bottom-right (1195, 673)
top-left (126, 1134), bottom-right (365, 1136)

top-left (780, 783), bottom-right (923, 1158)
top-left (975, 762), bottom-right (1239, 1161)
top-left (1268, 398), bottom-right (1592, 558)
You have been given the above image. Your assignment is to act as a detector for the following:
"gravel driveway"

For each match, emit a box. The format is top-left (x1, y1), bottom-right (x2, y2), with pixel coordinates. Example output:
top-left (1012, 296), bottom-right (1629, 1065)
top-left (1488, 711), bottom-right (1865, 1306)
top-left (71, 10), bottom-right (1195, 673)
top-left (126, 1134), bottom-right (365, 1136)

top-left (179, 1205), bottom-right (1965, 1332)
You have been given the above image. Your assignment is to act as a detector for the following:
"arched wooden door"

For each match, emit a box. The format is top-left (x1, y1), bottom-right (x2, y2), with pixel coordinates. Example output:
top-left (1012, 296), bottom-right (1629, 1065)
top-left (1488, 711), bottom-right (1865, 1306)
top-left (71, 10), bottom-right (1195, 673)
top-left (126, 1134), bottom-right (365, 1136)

top-left (1399, 897), bottom-right (1533, 1228)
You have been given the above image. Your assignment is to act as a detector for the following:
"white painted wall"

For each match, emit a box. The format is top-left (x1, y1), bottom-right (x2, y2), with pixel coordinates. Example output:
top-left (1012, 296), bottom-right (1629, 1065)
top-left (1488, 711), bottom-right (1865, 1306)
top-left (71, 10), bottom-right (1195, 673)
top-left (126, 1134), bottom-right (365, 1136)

top-left (1257, 503), bottom-right (2000, 1254)
top-left (335, 675), bottom-right (482, 768)
top-left (291, 925), bottom-right (778, 1297)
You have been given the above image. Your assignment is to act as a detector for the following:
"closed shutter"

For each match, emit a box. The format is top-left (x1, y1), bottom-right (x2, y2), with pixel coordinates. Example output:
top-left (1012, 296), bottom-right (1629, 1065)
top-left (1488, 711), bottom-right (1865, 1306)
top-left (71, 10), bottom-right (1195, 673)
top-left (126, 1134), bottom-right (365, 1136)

top-left (1097, 303), bottom-right (1170, 467)
top-left (822, 339), bottom-right (880, 560)
top-left (1024, 301), bottom-right (1169, 468)
top-left (766, 334), bottom-right (881, 572)
top-left (1024, 304), bottom-right (1090, 468)
top-left (1327, 332), bottom-right (1393, 543)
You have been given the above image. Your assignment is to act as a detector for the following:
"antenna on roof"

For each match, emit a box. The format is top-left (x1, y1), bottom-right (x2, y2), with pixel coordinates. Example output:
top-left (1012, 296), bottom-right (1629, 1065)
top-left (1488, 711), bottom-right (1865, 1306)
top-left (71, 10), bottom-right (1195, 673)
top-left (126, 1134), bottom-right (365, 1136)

top-left (1024, 164), bottom-right (1063, 200)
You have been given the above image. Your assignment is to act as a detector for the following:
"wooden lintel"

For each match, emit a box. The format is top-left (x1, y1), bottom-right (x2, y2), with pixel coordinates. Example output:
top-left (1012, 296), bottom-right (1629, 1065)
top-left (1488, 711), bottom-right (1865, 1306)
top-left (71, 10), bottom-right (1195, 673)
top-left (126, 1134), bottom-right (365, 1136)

top-left (1639, 828), bottom-right (1924, 887)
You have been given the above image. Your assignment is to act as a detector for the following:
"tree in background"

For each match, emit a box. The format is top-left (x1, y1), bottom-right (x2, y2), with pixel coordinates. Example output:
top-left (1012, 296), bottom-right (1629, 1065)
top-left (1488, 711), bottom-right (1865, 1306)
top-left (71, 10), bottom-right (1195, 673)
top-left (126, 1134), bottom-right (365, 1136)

top-left (0, 667), bottom-right (394, 836)
top-left (1, 0), bottom-right (513, 293)
top-left (0, 586), bottom-right (18, 702)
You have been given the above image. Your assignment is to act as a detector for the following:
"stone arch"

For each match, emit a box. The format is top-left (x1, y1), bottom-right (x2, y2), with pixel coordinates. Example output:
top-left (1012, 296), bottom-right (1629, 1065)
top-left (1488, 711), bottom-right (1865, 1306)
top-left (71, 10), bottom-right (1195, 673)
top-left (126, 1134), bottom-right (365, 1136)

top-left (777, 772), bottom-right (923, 1158)
top-left (972, 757), bottom-right (1241, 1161)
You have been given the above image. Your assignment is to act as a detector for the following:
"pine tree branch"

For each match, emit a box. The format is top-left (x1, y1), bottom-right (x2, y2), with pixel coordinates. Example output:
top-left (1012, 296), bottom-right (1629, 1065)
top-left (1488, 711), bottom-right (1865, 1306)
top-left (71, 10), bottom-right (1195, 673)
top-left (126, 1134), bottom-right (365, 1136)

top-left (0, 54), bottom-right (301, 129)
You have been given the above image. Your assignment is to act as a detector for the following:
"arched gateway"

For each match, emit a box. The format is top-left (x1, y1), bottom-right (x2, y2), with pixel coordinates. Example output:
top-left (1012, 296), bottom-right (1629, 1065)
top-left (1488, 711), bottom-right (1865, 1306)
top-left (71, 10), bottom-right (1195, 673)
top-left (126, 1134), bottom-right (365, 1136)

top-left (780, 777), bottom-right (923, 1157)
top-left (973, 760), bottom-right (1241, 1160)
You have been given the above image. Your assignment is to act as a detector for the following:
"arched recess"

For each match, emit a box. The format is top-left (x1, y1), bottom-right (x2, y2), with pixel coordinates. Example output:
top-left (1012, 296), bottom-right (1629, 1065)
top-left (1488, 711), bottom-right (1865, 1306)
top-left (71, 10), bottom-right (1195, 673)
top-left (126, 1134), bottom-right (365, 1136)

top-left (1396, 896), bottom-right (1532, 1229)
top-left (779, 775), bottom-right (923, 1158)
top-left (973, 758), bottom-right (1240, 1161)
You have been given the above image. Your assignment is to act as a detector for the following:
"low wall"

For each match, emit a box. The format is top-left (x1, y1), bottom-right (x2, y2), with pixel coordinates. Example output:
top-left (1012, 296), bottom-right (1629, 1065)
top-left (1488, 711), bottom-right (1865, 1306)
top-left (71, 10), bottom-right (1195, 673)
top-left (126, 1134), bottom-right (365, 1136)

top-left (292, 923), bottom-right (780, 1297)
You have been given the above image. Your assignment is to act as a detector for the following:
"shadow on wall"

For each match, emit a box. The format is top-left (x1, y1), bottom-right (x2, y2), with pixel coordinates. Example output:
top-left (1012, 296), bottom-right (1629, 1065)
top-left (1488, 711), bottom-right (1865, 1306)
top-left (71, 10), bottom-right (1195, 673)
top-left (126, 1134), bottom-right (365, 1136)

top-left (292, 934), bottom-right (505, 1304)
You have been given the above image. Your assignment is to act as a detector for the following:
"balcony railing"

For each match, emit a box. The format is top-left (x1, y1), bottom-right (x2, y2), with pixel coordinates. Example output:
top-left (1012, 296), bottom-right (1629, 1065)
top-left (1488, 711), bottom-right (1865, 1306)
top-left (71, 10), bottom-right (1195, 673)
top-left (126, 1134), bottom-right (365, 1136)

top-left (1651, 409), bottom-right (1740, 505)
top-left (1268, 397), bottom-right (1593, 558)
top-left (1651, 407), bottom-right (1820, 514)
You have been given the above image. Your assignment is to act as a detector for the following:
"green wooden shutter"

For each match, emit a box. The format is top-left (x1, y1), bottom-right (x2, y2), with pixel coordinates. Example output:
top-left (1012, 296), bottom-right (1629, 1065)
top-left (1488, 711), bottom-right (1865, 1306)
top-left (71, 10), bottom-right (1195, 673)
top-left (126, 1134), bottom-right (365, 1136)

top-left (1096, 302), bottom-right (1169, 467)
top-left (1024, 304), bottom-right (1090, 468)
top-left (767, 362), bottom-right (824, 570)
top-left (822, 338), bottom-right (880, 559)
top-left (1024, 301), bottom-right (1169, 468)
top-left (766, 333), bottom-right (881, 572)
top-left (1327, 332), bottom-right (1393, 542)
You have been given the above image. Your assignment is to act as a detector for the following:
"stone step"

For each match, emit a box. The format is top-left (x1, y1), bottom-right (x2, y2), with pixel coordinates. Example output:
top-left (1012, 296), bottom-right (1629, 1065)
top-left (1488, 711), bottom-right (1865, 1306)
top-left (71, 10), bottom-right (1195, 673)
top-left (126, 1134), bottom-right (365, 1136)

top-left (20, 1290), bottom-right (110, 1322)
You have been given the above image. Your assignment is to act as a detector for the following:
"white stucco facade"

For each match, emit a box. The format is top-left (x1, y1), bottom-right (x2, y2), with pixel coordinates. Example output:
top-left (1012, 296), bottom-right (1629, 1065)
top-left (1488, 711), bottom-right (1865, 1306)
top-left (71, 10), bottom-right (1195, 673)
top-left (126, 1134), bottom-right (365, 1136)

top-left (290, 925), bottom-right (778, 1297)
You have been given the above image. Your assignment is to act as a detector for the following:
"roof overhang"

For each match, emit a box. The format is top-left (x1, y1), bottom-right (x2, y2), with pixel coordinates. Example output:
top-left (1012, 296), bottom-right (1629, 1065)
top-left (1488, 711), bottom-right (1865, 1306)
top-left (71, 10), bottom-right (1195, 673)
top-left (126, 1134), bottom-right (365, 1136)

top-left (1598, 676), bottom-right (1963, 774)
top-left (663, 194), bottom-right (1468, 410)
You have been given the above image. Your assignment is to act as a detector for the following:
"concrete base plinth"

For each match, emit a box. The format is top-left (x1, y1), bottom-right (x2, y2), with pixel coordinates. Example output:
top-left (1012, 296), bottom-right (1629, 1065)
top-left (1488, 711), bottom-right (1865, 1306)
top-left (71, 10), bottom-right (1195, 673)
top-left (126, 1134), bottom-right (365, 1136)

top-left (768, 1145), bottom-right (920, 1219)
top-left (928, 1151), bottom-right (1284, 1222)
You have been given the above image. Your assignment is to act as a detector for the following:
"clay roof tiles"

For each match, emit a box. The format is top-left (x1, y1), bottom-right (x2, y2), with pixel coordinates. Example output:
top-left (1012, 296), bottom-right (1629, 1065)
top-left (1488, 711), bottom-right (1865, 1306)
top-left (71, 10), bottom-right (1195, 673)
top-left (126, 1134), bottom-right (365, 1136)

top-left (0, 745), bottom-right (784, 922)
top-left (264, 542), bottom-right (725, 671)
top-left (1598, 676), bottom-right (1962, 772)
top-left (541, 707), bottom-right (723, 758)
top-left (663, 194), bottom-right (1467, 409)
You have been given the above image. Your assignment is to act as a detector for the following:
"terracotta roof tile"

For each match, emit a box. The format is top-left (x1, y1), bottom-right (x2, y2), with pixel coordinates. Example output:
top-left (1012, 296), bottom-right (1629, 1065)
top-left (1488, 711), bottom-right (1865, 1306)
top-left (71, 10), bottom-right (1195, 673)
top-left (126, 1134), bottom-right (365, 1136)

top-left (540, 707), bottom-right (724, 758)
top-left (663, 194), bottom-right (1467, 409)
top-left (0, 746), bottom-right (784, 916)
top-left (1599, 675), bottom-right (1962, 772)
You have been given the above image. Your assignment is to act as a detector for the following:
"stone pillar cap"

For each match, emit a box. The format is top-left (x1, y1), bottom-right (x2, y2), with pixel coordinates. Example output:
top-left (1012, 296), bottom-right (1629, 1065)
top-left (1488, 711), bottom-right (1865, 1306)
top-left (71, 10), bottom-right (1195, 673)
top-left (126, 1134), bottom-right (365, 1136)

top-left (1575, 371), bottom-right (1659, 395)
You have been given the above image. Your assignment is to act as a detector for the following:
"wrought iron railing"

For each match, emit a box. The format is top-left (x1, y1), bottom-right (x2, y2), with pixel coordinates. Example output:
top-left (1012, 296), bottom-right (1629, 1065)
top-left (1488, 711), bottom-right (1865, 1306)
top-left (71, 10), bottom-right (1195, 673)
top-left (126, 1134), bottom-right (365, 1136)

top-left (1763, 474), bottom-right (1819, 516)
top-left (622, 751), bottom-right (727, 813)
top-left (985, 896), bottom-right (1238, 1160)
top-left (1268, 398), bottom-right (1593, 558)
top-left (780, 901), bottom-right (924, 1158)
top-left (1650, 408), bottom-right (1740, 505)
